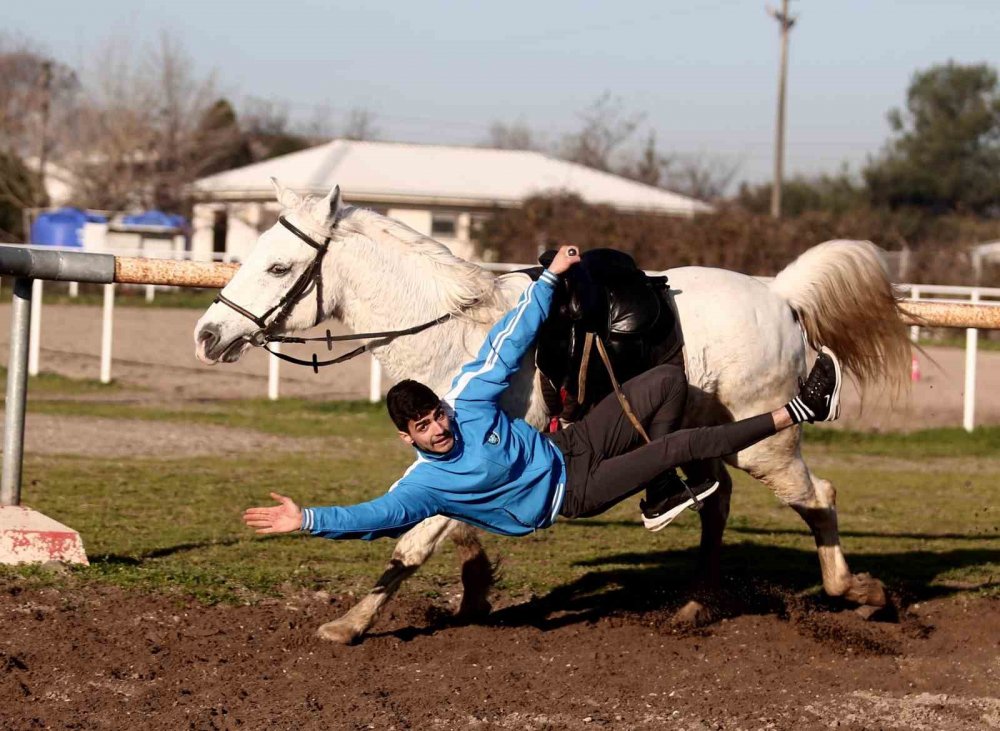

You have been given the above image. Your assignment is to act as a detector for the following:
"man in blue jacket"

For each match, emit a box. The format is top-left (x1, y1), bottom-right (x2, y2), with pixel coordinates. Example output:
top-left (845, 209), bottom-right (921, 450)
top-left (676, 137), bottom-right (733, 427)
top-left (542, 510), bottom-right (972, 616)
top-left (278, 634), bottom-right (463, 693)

top-left (243, 246), bottom-right (842, 539)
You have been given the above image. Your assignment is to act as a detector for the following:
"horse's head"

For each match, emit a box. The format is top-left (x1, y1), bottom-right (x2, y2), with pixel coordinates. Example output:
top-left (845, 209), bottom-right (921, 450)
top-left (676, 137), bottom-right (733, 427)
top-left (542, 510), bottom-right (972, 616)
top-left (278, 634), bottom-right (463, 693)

top-left (194, 179), bottom-right (348, 364)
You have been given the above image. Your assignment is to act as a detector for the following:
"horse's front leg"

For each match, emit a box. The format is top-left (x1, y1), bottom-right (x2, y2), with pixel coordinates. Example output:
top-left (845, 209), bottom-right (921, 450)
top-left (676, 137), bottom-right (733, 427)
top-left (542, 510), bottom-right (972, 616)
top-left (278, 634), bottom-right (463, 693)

top-left (317, 515), bottom-right (460, 644)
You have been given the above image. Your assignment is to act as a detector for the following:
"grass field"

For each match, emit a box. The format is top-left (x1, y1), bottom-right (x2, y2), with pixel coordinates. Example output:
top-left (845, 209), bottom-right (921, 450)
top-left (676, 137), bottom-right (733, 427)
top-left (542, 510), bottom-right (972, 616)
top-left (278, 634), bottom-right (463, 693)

top-left (3, 371), bottom-right (998, 606)
top-left (0, 367), bottom-right (127, 397)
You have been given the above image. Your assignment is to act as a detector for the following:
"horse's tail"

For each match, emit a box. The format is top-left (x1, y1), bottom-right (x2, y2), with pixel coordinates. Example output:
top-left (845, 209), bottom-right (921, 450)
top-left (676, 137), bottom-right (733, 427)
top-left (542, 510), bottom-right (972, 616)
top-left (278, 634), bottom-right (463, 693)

top-left (770, 239), bottom-right (910, 393)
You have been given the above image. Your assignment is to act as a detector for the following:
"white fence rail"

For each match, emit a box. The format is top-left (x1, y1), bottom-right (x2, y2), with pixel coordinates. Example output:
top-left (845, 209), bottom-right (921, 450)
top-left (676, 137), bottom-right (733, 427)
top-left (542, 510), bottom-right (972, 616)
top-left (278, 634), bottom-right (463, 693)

top-left (898, 284), bottom-right (1000, 432)
top-left (9, 246), bottom-right (1000, 432)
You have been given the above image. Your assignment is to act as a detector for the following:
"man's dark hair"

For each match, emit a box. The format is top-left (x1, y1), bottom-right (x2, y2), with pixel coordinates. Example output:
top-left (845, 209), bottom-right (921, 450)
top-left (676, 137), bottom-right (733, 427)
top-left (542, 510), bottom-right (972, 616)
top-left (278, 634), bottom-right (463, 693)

top-left (386, 380), bottom-right (441, 432)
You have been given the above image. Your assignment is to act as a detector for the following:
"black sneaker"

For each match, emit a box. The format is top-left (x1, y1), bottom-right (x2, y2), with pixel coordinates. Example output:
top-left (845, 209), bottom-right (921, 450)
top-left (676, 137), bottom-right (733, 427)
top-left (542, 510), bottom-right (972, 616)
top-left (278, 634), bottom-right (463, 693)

top-left (791, 346), bottom-right (842, 422)
top-left (640, 478), bottom-right (720, 532)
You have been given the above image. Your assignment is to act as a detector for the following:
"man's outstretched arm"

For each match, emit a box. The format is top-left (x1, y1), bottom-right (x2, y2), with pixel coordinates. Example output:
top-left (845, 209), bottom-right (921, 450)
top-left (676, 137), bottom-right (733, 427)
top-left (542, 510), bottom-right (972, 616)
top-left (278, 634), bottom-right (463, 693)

top-left (243, 481), bottom-right (439, 541)
top-left (444, 245), bottom-right (580, 406)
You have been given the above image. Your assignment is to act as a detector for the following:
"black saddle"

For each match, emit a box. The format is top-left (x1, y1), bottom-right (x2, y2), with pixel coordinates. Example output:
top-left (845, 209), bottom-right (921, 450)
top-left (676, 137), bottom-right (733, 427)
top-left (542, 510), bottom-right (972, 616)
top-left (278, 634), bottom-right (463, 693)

top-left (530, 248), bottom-right (683, 423)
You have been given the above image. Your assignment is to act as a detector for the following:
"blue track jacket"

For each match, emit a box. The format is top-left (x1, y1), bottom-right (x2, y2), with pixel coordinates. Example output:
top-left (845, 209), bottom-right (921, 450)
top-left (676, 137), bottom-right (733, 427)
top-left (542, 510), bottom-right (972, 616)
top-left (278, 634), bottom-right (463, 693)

top-left (301, 269), bottom-right (567, 540)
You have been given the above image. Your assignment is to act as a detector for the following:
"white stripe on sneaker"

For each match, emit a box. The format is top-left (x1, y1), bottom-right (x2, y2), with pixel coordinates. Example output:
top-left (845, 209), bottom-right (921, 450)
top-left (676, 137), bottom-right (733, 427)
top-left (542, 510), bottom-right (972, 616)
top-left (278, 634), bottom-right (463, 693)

top-left (788, 399), bottom-right (804, 423)
top-left (789, 398), bottom-right (810, 423)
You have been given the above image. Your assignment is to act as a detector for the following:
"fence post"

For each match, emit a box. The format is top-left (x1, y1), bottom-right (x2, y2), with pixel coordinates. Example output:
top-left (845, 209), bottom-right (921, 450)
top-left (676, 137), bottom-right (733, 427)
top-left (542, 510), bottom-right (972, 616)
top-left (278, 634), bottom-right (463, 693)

top-left (145, 284), bottom-right (155, 303)
top-left (962, 289), bottom-right (980, 433)
top-left (28, 279), bottom-right (42, 376)
top-left (2, 279), bottom-right (34, 506)
top-left (268, 344), bottom-right (280, 401)
top-left (369, 357), bottom-right (382, 403)
top-left (100, 284), bottom-right (114, 384)
top-left (68, 281), bottom-right (79, 298)
top-left (909, 286), bottom-right (920, 343)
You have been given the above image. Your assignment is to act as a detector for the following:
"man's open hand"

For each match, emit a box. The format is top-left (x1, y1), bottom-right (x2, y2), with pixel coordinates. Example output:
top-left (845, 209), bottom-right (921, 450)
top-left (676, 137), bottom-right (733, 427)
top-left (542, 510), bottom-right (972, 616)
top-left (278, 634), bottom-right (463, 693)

top-left (243, 492), bottom-right (303, 534)
top-left (547, 245), bottom-right (582, 275)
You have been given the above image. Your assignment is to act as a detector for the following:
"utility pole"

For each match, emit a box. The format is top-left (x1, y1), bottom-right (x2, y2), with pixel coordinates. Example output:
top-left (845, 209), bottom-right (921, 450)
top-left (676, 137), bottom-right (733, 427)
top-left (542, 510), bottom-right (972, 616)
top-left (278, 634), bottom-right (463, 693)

top-left (768, 1), bottom-right (796, 219)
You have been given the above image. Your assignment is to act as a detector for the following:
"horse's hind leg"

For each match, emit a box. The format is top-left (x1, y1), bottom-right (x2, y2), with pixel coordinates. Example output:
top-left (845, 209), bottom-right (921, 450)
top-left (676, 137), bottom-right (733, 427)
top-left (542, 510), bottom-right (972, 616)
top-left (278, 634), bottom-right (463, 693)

top-left (317, 516), bottom-right (465, 644)
top-left (673, 458), bottom-right (732, 626)
top-left (737, 428), bottom-right (887, 610)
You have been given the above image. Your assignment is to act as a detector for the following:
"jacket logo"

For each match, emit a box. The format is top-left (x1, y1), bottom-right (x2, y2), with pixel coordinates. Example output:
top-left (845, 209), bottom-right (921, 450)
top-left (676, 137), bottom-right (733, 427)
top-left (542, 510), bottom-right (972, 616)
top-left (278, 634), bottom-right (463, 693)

top-left (487, 432), bottom-right (500, 446)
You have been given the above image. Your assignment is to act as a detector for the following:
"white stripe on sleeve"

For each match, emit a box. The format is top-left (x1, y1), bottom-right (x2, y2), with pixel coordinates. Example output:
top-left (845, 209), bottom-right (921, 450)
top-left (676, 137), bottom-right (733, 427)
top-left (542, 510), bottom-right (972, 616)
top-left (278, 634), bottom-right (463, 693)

top-left (443, 283), bottom-right (535, 405)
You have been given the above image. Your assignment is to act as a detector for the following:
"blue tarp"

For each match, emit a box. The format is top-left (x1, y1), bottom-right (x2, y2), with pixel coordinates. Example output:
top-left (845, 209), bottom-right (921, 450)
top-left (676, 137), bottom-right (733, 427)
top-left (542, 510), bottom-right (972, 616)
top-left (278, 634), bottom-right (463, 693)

top-left (30, 207), bottom-right (106, 247)
top-left (121, 210), bottom-right (186, 228)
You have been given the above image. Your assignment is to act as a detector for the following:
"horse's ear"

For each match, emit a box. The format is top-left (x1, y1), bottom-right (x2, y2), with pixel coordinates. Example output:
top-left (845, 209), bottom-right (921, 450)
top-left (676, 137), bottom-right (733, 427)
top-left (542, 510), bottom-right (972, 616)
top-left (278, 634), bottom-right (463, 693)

top-left (270, 177), bottom-right (302, 209)
top-left (322, 184), bottom-right (346, 224)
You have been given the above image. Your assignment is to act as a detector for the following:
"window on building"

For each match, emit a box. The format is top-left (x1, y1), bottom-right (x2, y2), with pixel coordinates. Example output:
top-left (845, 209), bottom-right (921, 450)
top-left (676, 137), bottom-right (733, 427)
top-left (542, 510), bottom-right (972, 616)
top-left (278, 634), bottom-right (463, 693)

top-left (431, 212), bottom-right (458, 238)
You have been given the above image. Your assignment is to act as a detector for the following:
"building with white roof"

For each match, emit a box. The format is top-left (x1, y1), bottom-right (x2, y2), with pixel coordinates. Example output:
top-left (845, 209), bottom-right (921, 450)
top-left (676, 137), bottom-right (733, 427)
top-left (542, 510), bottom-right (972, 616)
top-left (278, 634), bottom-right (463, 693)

top-left (189, 139), bottom-right (711, 262)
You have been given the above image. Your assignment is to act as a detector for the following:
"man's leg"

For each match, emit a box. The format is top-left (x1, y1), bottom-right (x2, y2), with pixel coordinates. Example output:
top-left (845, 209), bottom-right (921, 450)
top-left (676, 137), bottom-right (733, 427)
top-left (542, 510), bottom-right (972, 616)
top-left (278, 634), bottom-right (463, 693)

top-left (555, 364), bottom-right (688, 520)
top-left (569, 413), bottom-right (779, 518)
top-left (562, 362), bottom-right (700, 524)
top-left (562, 347), bottom-right (842, 519)
top-left (572, 363), bottom-right (688, 460)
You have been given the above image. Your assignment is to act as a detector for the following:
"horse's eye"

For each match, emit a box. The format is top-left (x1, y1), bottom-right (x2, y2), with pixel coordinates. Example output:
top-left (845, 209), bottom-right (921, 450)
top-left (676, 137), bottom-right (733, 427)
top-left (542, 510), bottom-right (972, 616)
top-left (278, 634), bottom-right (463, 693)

top-left (267, 263), bottom-right (291, 276)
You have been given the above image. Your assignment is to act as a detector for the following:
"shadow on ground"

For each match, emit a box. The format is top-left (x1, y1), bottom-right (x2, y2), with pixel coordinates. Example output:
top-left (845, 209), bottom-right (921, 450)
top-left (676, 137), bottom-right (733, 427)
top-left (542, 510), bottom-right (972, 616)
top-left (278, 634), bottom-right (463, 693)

top-left (378, 541), bottom-right (999, 641)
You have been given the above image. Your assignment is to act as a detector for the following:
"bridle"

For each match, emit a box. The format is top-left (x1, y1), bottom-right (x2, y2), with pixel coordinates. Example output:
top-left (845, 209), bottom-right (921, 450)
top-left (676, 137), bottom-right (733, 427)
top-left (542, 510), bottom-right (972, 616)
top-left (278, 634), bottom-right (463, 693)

top-left (213, 214), bottom-right (453, 372)
top-left (214, 216), bottom-right (330, 345)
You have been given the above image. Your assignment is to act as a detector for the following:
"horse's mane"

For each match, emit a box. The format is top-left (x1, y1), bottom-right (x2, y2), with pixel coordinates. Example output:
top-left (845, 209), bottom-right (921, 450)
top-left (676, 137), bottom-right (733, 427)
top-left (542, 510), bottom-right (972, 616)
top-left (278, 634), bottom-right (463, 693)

top-left (293, 195), bottom-right (506, 323)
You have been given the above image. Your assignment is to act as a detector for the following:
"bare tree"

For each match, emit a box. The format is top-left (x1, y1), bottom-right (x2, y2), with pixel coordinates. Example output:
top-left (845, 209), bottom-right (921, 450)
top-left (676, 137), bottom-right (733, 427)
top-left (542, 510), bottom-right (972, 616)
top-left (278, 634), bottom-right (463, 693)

top-left (342, 108), bottom-right (379, 141)
top-left (0, 34), bottom-right (79, 176)
top-left (67, 34), bottom-right (157, 209)
top-left (559, 93), bottom-right (644, 171)
top-left (619, 131), bottom-right (673, 187)
top-left (484, 120), bottom-right (539, 151)
top-left (662, 153), bottom-right (741, 201)
top-left (64, 31), bottom-right (225, 210)
top-left (144, 32), bottom-right (226, 209)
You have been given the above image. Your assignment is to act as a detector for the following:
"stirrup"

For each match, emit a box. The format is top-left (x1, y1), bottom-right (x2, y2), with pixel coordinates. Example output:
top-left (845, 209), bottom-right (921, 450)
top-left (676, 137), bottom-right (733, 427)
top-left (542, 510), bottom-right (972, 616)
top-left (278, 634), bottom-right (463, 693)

top-left (683, 482), bottom-right (705, 512)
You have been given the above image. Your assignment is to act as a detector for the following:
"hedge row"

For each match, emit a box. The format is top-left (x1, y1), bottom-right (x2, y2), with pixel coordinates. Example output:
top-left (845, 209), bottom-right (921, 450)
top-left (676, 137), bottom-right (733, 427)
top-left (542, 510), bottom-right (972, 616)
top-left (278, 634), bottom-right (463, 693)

top-left (476, 195), bottom-right (1000, 285)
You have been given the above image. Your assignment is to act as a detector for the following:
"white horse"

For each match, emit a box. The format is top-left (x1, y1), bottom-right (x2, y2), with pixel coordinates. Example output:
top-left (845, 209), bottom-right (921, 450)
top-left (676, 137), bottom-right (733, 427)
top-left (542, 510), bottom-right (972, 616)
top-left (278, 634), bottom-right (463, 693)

top-left (194, 182), bottom-right (910, 644)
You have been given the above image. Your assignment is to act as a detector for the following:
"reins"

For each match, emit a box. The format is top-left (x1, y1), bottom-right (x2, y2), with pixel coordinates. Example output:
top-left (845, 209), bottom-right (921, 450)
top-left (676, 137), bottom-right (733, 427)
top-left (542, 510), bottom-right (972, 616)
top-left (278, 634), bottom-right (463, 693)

top-left (261, 313), bottom-right (454, 373)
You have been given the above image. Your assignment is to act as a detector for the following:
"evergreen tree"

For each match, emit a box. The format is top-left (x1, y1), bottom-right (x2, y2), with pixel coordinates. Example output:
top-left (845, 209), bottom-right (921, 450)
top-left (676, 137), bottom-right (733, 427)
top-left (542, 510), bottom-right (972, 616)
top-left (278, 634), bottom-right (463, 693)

top-left (864, 62), bottom-right (1000, 215)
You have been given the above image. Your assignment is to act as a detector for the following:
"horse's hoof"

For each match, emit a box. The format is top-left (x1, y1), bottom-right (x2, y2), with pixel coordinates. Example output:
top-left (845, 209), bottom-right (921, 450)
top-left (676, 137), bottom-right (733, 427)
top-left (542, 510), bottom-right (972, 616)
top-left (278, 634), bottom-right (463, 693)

top-left (316, 620), bottom-right (363, 645)
top-left (455, 597), bottom-right (492, 623)
top-left (844, 572), bottom-right (887, 608)
top-left (855, 604), bottom-right (880, 620)
top-left (672, 600), bottom-right (714, 627)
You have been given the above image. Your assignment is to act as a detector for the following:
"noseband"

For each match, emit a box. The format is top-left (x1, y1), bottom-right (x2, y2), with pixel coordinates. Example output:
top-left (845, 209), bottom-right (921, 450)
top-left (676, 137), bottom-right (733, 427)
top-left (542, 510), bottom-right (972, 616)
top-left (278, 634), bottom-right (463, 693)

top-left (213, 214), bottom-right (453, 372)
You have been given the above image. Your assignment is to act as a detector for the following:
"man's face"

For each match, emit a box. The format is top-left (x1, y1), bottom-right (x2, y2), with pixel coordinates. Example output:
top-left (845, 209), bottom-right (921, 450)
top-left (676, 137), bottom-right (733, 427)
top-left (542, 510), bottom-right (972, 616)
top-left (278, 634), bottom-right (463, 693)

top-left (400, 404), bottom-right (454, 454)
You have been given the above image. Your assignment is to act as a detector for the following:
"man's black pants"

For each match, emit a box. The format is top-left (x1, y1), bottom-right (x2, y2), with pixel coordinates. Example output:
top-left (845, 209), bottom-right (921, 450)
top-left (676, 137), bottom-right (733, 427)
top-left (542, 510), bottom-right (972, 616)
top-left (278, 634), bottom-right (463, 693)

top-left (548, 364), bottom-right (776, 519)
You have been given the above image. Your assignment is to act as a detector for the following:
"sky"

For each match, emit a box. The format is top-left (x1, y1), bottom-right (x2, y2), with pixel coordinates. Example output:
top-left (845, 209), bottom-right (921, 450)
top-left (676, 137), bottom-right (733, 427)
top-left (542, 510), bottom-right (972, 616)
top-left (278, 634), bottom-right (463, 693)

top-left (6, 0), bottom-right (999, 186)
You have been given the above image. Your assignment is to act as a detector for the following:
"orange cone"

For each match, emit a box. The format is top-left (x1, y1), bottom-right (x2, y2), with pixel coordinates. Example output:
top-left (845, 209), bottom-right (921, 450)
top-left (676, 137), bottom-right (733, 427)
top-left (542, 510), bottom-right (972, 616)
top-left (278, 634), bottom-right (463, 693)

top-left (911, 354), bottom-right (922, 382)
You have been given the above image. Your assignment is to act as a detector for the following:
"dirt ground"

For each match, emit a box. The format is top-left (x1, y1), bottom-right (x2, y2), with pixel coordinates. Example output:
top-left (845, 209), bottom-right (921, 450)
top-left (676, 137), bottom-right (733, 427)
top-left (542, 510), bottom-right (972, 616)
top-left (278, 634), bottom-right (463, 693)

top-left (1, 581), bottom-right (998, 730)
top-left (1, 301), bottom-right (1000, 430)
